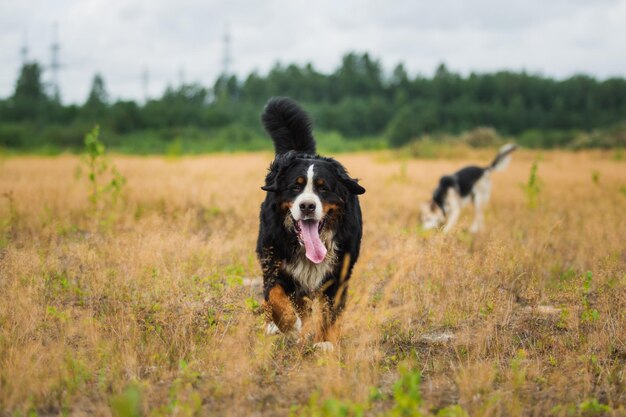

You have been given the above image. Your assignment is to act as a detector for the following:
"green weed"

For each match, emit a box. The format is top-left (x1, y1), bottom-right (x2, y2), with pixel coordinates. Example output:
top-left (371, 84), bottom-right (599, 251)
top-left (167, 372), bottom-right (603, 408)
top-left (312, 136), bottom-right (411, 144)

top-left (578, 398), bottom-right (612, 416)
top-left (80, 125), bottom-right (126, 225)
top-left (152, 360), bottom-right (202, 417)
top-left (0, 191), bottom-right (17, 248)
top-left (522, 159), bottom-right (542, 209)
top-left (291, 367), bottom-right (469, 417)
top-left (580, 272), bottom-right (599, 324)
top-left (551, 398), bottom-right (612, 417)
top-left (591, 170), bottom-right (600, 185)
top-left (245, 297), bottom-right (260, 312)
top-left (389, 366), bottom-right (423, 416)
top-left (110, 385), bottom-right (141, 417)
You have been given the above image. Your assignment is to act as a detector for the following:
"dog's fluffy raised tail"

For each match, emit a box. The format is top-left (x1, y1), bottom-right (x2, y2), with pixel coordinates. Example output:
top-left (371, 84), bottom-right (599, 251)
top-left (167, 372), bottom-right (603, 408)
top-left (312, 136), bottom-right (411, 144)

top-left (262, 97), bottom-right (316, 155)
top-left (489, 143), bottom-right (518, 172)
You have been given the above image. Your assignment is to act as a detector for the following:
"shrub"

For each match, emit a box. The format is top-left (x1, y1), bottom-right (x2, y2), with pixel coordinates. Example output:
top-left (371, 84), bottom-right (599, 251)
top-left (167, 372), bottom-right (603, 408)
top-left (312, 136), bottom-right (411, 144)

top-left (460, 127), bottom-right (503, 148)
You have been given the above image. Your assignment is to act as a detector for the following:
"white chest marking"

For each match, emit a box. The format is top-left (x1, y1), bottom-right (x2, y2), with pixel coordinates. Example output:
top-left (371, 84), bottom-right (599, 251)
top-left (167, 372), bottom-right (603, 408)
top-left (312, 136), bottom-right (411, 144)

top-left (283, 231), bottom-right (336, 293)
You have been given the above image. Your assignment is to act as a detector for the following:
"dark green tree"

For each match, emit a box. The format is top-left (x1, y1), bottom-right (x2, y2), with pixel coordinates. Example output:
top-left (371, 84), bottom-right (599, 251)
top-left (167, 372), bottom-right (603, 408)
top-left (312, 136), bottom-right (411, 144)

top-left (2, 51), bottom-right (626, 151)
top-left (9, 62), bottom-right (49, 121)
top-left (81, 73), bottom-right (109, 122)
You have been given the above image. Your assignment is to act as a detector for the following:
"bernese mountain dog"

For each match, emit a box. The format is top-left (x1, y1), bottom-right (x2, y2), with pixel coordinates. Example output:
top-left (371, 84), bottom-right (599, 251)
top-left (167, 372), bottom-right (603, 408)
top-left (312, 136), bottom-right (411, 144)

top-left (420, 143), bottom-right (517, 233)
top-left (256, 97), bottom-right (365, 351)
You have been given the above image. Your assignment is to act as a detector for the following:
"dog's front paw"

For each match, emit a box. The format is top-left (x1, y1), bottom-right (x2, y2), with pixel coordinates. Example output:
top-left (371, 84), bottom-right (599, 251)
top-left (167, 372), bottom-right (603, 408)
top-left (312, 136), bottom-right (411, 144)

top-left (293, 316), bottom-right (302, 333)
top-left (313, 341), bottom-right (335, 352)
top-left (265, 316), bottom-right (302, 336)
top-left (469, 223), bottom-right (481, 233)
top-left (265, 322), bottom-right (280, 335)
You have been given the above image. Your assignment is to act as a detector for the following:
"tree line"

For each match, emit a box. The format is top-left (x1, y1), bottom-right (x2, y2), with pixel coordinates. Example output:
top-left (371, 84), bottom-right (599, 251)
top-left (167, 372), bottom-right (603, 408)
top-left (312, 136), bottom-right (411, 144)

top-left (1, 52), bottom-right (625, 151)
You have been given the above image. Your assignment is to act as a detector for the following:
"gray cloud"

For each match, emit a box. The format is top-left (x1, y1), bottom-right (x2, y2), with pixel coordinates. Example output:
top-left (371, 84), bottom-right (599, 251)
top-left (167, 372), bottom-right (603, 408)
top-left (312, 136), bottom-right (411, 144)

top-left (1, 0), bottom-right (625, 103)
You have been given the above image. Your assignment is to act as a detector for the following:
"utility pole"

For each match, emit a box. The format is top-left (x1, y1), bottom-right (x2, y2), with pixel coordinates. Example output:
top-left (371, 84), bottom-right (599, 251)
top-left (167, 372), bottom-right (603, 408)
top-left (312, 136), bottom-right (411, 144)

top-left (221, 25), bottom-right (232, 77)
top-left (141, 68), bottom-right (150, 103)
top-left (178, 66), bottom-right (186, 87)
top-left (49, 22), bottom-right (61, 101)
top-left (20, 31), bottom-right (29, 65)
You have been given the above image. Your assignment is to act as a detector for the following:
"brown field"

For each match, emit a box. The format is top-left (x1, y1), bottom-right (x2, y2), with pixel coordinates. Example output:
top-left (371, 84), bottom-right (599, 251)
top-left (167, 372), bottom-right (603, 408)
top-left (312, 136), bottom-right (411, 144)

top-left (0, 150), bottom-right (625, 417)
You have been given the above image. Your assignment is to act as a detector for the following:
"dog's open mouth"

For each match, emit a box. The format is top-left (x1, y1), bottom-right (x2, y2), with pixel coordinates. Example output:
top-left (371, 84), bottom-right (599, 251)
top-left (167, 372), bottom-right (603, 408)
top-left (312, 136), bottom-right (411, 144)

top-left (294, 218), bottom-right (327, 264)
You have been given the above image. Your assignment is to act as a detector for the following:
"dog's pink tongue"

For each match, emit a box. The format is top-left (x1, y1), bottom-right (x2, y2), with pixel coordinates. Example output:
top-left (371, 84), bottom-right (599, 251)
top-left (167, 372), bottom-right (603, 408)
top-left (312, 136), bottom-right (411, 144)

top-left (299, 220), bottom-right (327, 264)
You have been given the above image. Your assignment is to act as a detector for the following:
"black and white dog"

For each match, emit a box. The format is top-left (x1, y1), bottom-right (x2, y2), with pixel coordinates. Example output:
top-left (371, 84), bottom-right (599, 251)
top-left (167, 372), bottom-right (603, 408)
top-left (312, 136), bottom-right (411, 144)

top-left (256, 97), bottom-right (365, 351)
top-left (421, 144), bottom-right (517, 233)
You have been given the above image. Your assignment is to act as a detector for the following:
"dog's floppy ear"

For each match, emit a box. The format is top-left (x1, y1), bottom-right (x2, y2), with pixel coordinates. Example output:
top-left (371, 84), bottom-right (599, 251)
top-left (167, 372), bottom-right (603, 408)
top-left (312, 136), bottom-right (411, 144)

top-left (261, 179), bottom-right (277, 192)
top-left (337, 167), bottom-right (365, 195)
top-left (261, 167), bottom-right (280, 192)
top-left (261, 152), bottom-right (296, 192)
top-left (261, 160), bottom-right (280, 192)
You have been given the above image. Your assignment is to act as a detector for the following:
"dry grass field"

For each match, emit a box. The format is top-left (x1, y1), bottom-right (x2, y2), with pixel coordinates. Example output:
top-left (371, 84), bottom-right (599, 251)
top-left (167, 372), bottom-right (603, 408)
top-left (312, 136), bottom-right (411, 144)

top-left (0, 149), bottom-right (625, 417)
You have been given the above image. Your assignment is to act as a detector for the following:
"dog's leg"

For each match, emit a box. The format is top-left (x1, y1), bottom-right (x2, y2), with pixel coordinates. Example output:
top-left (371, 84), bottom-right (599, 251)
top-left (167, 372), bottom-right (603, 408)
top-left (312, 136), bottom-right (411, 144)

top-left (264, 284), bottom-right (301, 335)
top-left (443, 206), bottom-right (460, 234)
top-left (442, 190), bottom-right (461, 234)
top-left (470, 178), bottom-right (490, 233)
top-left (312, 295), bottom-right (337, 352)
top-left (294, 295), bottom-right (313, 321)
top-left (313, 273), bottom-right (350, 352)
top-left (470, 196), bottom-right (484, 233)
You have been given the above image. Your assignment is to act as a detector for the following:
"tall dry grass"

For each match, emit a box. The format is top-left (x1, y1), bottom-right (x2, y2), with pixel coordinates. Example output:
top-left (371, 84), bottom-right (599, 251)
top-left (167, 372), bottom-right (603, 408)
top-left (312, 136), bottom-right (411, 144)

top-left (0, 150), bottom-right (624, 416)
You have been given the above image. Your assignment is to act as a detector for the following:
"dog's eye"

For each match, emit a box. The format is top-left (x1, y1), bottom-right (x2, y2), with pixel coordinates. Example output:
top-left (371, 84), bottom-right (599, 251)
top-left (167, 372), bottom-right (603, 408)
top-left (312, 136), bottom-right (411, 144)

top-left (291, 185), bottom-right (302, 192)
top-left (317, 184), bottom-right (328, 192)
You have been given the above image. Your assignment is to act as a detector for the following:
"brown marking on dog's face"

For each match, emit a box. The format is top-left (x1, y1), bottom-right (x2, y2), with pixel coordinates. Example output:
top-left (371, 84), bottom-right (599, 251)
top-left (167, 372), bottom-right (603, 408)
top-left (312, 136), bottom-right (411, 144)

top-left (281, 201), bottom-right (293, 211)
top-left (315, 178), bottom-right (326, 187)
top-left (322, 202), bottom-right (340, 214)
top-left (296, 176), bottom-right (306, 185)
top-left (265, 285), bottom-right (297, 333)
top-left (320, 202), bottom-right (341, 231)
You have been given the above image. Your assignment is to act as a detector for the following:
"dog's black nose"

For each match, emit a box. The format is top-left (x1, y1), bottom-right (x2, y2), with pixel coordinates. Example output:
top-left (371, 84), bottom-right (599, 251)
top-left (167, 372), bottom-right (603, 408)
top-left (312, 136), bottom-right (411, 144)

top-left (299, 201), bottom-right (316, 216)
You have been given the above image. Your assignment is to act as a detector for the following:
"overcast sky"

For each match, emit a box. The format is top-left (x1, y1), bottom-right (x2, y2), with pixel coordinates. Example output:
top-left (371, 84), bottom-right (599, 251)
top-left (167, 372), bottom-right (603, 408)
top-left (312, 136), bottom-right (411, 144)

top-left (1, 0), bottom-right (625, 104)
